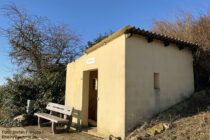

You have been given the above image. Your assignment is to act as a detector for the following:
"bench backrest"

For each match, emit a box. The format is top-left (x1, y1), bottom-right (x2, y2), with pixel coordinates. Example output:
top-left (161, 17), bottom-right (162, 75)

top-left (46, 102), bottom-right (73, 116)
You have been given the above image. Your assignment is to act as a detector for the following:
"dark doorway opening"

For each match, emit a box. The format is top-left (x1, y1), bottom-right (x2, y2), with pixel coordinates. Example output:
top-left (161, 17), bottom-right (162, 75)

top-left (88, 70), bottom-right (98, 127)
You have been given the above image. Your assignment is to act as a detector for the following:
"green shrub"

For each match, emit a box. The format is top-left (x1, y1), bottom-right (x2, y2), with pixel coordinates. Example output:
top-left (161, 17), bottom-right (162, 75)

top-left (0, 71), bottom-right (65, 126)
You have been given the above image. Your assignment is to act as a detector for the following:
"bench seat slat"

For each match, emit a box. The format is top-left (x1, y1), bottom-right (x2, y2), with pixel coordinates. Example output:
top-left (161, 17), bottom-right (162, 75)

top-left (34, 113), bottom-right (69, 123)
top-left (46, 102), bottom-right (73, 116)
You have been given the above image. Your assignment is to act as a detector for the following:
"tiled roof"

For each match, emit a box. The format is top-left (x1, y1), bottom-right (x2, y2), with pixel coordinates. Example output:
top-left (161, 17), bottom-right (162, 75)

top-left (85, 25), bottom-right (199, 53)
top-left (125, 26), bottom-right (199, 50)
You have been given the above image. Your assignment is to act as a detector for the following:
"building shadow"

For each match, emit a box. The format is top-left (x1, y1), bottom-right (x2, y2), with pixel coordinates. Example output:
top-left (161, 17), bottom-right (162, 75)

top-left (71, 109), bottom-right (82, 132)
top-left (151, 89), bottom-right (210, 124)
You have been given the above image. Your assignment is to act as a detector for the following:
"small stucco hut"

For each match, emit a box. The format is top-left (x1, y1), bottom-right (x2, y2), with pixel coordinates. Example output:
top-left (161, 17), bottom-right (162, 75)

top-left (65, 25), bottom-right (197, 138)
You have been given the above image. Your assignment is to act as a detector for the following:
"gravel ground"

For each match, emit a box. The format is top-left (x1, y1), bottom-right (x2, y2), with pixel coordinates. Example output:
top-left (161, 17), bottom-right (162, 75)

top-left (0, 125), bottom-right (102, 140)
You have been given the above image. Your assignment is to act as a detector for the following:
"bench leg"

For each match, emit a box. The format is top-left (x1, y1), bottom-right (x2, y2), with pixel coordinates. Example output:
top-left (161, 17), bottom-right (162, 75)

top-left (38, 117), bottom-right (42, 128)
top-left (65, 122), bottom-right (70, 132)
top-left (52, 122), bottom-right (57, 134)
top-left (66, 116), bottom-right (72, 132)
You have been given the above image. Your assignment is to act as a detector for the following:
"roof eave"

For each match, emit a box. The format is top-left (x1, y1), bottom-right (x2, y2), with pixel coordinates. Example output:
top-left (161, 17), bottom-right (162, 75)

top-left (84, 25), bottom-right (132, 54)
top-left (125, 27), bottom-right (200, 50)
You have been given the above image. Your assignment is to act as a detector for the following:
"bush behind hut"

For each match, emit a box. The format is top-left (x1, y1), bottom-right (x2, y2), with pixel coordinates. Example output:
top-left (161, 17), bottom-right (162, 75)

top-left (0, 71), bottom-right (65, 126)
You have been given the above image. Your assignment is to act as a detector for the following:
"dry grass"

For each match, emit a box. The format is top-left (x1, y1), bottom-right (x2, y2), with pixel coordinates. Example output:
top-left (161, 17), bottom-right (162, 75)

top-left (127, 89), bottom-right (210, 140)
top-left (149, 111), bottom-right (210, 140)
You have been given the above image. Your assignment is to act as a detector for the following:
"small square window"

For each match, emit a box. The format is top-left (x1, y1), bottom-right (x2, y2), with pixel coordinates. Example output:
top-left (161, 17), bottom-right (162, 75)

top-left (92, 78), bottom-right (98, 90)
top-left (154, 73), bottom-right (160, 89)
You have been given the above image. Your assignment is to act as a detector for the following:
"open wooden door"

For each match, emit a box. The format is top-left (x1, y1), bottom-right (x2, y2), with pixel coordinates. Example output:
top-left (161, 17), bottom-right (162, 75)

top-left (88, 70), bottom-right (98, 126)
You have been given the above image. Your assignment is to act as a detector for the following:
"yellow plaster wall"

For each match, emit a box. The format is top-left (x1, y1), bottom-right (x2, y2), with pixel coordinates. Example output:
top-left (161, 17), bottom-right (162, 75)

top-left (65, 34), bottom-right (126, 138)
top-left (125, 35), bottom-right (194, 134)
top-left (65, 32), bottom-right (195, 138)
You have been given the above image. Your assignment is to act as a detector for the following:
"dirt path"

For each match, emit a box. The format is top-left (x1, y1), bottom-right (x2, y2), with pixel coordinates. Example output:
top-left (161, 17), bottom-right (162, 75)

top-left (0, 126), bottom-right (102, 140)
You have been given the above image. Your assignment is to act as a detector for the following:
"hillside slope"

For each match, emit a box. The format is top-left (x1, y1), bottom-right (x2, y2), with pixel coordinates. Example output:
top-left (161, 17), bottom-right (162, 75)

top-left (127, 89), bottom-right (210, 140)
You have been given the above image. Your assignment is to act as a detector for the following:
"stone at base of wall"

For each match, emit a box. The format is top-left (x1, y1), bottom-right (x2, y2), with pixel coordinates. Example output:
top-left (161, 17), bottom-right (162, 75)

top-left (103, 134), bottom-right (122, 140)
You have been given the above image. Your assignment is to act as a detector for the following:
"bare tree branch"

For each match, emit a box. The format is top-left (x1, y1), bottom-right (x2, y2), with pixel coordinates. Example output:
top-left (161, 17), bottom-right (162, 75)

top-left (1, 4), bottom-right (83, 74)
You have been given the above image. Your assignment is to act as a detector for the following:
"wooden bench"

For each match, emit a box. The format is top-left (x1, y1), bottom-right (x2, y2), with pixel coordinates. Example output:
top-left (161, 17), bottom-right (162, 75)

top-left (34, 102), bottom-right (74, 134)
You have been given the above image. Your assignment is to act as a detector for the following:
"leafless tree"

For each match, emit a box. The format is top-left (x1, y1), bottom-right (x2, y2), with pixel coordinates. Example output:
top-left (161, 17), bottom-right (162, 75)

top-left (1, 4), bottom-right (82, 74)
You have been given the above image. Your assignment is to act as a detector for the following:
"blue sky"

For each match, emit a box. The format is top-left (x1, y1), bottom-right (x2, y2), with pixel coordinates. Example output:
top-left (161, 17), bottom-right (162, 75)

top-left (0, 0), bottom-right (209, 85)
